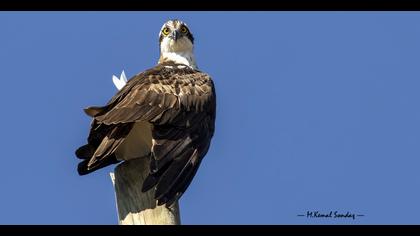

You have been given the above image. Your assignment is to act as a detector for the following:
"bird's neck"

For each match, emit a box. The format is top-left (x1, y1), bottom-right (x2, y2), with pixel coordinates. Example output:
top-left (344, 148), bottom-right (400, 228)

top-left (158, 50), bottom-right (198, 70)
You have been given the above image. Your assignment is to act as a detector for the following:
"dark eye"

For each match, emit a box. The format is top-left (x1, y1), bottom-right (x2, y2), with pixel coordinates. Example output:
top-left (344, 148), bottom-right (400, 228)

top-left (162, 27), bottom-right (170, 35)
top-left (180, 26), bottom-right (188, 34)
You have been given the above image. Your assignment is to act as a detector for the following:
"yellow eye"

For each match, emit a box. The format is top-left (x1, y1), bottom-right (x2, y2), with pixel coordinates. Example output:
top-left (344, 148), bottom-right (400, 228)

top-left (162, 27), bottom-right (170, 35)
top-left (180, 26), bottom-right (188, 34)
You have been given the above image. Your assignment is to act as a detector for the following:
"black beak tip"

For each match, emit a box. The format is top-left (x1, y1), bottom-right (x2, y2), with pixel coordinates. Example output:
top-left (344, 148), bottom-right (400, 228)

top-left (171, 31), bottom-right (180, 41)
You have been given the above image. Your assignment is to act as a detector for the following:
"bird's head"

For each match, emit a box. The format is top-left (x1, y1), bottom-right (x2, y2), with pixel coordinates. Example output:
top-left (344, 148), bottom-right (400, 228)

top-left (158, 19), bottom-right (197, 69)
top-left (159, 19), bottom-right (194, 53)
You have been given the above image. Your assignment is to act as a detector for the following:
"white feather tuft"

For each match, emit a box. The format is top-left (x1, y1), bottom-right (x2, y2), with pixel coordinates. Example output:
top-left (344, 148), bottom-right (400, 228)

top-left (120, 70), bottom-right (127, 83)
top-left (112, 70), bottom-right (127, 90)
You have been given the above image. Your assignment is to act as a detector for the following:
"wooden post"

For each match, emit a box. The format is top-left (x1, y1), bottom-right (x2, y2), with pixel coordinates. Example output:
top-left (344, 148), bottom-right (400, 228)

top-left (110, 157), bottom-right (181, 225)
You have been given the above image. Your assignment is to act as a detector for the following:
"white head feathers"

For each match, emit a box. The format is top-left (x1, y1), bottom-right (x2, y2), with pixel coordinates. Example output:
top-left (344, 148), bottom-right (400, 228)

top-left (158, 19), bottom-right (197, 69)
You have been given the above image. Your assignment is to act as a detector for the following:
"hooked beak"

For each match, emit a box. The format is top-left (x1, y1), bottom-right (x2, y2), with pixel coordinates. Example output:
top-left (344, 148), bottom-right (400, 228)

top-left (170, 30), bottom-right (181, 41)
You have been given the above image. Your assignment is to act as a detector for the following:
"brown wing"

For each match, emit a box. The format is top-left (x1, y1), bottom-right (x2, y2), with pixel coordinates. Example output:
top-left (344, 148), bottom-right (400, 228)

top-left (76, 121), bottom-right (133, 175)
top-left (76, 63), bottom-right (216, 205)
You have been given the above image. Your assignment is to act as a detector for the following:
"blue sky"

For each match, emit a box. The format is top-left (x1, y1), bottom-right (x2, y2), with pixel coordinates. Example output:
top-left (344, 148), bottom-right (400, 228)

top-left (1, 12), bottom-right (420, 224)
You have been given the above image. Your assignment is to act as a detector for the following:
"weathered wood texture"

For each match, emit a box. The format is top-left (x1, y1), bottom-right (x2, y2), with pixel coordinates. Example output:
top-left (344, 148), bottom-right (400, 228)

top-left (110, 157), bottom-right (181, 225)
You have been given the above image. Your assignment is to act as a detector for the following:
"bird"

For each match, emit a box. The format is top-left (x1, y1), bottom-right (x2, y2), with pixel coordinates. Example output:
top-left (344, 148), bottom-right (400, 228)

top-left (75, 19), bottom-right (216, 206)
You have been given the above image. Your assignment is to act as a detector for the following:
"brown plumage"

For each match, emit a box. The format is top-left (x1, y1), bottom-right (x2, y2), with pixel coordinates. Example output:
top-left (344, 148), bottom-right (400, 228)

top-left (76, 61), bottom-right (216, 206)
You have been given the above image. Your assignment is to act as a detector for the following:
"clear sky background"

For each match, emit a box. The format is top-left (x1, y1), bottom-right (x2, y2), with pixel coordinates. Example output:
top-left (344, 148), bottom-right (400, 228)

top-left (0, 12), bottom-right (420, 224)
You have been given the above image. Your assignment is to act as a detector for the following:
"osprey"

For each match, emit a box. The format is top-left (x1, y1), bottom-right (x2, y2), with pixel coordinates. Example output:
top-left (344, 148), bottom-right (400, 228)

top-left (75, 19), bottom-right (216, 206)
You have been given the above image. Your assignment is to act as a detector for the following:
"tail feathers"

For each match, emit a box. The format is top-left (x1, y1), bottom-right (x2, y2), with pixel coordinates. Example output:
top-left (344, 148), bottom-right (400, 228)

top-left (141, 156), bottom-right (174, 193)
top-left (142, 174), bottom-right (159, 193)
top-left (142, 167), bottom-right (187, 207)
top-left (158, 192), bottom-right (182, 207)
top-left (156, 164), bottom-right (195, 206)
top-left (154, 149), bottom-right (196, 200)
top-left (144, 149), bottom-right (200, 207)
top-left (157, 155), bottom-right (202, 207)
top-left (77, 154), bottom-right (120, 176)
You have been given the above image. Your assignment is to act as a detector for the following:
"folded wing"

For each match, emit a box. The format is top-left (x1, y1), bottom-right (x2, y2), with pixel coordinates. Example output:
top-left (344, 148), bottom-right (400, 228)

top-left (76, 63), bottom-right (216, 206)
